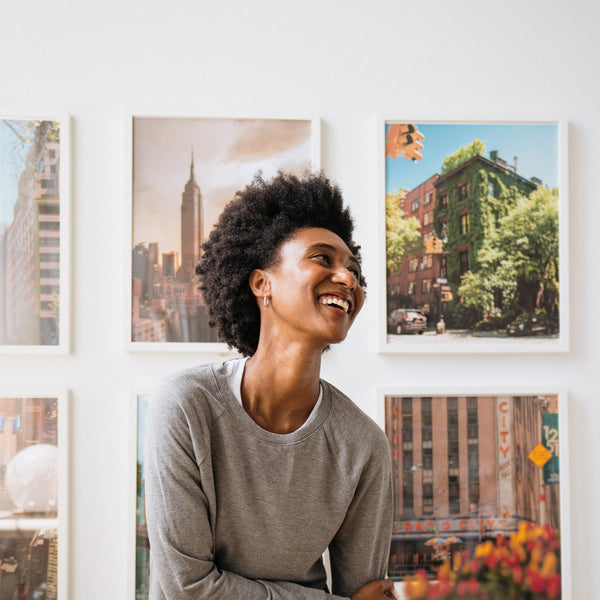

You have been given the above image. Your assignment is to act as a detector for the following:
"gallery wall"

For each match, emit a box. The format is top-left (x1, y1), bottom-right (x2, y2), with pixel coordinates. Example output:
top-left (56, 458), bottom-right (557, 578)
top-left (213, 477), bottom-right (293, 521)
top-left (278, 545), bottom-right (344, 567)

top-left (1, 0), bottom-right (598, 598)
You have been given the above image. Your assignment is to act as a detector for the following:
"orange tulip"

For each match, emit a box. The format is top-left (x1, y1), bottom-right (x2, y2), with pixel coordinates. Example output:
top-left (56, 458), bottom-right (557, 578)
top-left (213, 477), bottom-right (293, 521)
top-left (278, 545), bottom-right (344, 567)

top-left (404, 572), bottom-right (429, 599)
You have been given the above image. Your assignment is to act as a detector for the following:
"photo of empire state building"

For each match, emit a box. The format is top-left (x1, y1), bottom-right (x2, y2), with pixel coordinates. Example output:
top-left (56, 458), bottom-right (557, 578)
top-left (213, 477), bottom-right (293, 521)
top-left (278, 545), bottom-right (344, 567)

top-left (132, 154), bottom-right (216, 343)
top-left (130, 116), bottom-right (316, 345)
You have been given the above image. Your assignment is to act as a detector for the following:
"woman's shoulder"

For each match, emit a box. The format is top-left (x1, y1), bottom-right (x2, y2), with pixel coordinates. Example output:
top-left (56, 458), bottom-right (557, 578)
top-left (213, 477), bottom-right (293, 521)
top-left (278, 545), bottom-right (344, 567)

top-left (321, 380), bottom-right (389, 451)
top-left (151, 362), bottom-right (227, 420)
top-left (155, 362), bottom-right (215, 396)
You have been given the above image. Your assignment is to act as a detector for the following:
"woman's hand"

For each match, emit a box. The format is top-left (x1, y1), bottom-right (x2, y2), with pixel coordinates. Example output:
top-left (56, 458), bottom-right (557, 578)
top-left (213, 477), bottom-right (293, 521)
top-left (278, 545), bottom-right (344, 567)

top-left (350, 579), bottom-right (400, 600)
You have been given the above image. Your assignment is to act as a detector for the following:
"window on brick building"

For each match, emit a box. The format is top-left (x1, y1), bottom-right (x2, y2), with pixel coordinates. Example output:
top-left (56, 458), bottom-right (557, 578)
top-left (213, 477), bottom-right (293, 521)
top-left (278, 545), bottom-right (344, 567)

top-left (460, 213), bottom-right (470, 235)
top-left (402, 398), bottom-right (414, 514)
top-left (467, 397), bottom-right (480, 505)
top-left (39, 204), bottom-right (59, 215)
top-left (458, 182), bottom-right (468, 200)
top-left (447, 397), bottom-right (460, 515)
top-left (459, 250), bottom-right (469, 275)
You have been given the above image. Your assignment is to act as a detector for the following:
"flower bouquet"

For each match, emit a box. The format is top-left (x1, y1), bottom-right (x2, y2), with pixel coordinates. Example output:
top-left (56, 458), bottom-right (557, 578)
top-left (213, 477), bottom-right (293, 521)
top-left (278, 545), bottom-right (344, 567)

top-left (403, 522), bottom-right (561, 600)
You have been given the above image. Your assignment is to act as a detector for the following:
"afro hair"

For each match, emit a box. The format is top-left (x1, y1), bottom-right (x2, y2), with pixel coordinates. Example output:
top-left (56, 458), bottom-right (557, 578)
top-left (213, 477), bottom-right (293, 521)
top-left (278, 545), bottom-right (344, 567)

top-left (196, 170), bottom-right (365, 356)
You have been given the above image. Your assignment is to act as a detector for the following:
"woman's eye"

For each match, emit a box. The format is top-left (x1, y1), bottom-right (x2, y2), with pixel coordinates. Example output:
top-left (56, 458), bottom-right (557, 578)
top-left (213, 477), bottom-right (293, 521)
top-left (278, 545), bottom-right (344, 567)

top-left (312, 253), bottom-right (330, 264)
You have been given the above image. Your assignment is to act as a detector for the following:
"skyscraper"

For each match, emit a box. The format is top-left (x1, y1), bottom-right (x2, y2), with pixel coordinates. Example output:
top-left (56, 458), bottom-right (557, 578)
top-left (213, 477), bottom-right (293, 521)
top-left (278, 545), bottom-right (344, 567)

top-left (178, 152), bottom-right (203, 281)
top-left (131, 152), bottom-right (217, 343)
top-left (3, 124), bottom-right (60, 345)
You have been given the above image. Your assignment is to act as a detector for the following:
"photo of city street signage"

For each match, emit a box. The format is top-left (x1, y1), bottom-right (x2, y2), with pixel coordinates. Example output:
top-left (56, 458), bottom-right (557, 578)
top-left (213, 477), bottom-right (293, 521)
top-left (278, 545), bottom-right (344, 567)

top-left (0, 116), bottom-right (70, 353)
top-left (382, 390), bottom-right (569, 599)
top-left (378, 120), bottom-right (568, 353)
top-left (127, 115), bottom-right (320, 351)
top-left (0, 394), bottom-right (68, 600)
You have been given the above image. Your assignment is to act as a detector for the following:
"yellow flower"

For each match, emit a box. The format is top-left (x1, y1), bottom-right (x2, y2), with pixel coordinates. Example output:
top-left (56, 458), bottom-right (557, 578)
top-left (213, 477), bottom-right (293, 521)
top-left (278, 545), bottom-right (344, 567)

top-left (530, 546), bottom-right (543, 568)
top-left (437, 561), bottom-right (454, 580)
top-left (533, 526), bottom-right (545, 539)
top-left (516, 521), bottom-right (530, 544)
top-left (541, 551), bottom-right (558, 578)
top-left (474, 540), bottom-right (494, 559)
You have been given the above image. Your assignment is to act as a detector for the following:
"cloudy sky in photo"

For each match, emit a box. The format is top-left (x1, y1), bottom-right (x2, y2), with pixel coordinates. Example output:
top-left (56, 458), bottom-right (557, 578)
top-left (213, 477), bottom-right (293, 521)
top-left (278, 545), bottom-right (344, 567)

top-left (132, 117), bottom-right (314, 259)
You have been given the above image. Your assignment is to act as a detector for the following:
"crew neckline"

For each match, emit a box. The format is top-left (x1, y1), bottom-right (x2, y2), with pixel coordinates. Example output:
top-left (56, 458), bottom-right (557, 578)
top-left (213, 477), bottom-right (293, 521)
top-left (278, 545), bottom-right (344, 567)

top-left (211, 360), bottom-right (331, 444)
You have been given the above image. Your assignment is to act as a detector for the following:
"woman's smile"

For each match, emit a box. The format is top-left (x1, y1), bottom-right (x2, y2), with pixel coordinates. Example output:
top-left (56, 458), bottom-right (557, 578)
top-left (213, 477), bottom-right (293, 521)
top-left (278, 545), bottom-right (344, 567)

top-left (318, 294), bottom-right (351, 313)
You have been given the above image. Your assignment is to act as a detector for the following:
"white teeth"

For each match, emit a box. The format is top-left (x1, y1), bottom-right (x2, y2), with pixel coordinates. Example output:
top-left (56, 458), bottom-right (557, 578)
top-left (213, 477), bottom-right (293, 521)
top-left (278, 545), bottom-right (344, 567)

top-left (319, 296), bottom-right (350, 313)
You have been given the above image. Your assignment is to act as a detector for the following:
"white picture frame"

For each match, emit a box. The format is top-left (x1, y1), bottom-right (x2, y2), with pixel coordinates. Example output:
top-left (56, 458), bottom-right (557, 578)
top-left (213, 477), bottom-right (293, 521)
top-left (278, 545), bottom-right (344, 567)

top-left (124, 113), bottom-right (321, 353)
top-left (0, 114), bottom-right (71, 354)
top-left (0, 390), bottom-right (69, 599)
top-left (377, 386), bottom-right (570, 600)
top-left (377, 117), bottom-right (568, 354)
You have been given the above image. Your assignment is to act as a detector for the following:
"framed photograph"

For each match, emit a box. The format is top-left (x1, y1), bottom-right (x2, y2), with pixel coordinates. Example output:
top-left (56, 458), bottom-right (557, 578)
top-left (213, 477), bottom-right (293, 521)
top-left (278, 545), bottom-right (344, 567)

top-left (380, 388), bottom-right (569, 599)
top-left (0, 116), bottom-right (71, 353)
top-left (126, 115), bottom-right (320, 352)
top-left (130, 391), bottom-right (151, 599)
top-left (0, 392), bottom-right (69, 599)
top-left (378, 119), bottom-right (568, 353)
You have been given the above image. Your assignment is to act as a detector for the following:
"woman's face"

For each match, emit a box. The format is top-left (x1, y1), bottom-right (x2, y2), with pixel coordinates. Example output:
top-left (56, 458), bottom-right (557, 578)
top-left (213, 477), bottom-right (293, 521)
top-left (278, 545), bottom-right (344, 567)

top-left (258, 227), bottom-right (365, 348)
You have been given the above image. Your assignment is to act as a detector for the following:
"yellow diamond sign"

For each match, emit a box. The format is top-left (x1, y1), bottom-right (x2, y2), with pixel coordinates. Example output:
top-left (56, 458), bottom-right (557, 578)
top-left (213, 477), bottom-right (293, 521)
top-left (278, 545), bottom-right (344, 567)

top-left (529, 444), bottom-right (552, 468)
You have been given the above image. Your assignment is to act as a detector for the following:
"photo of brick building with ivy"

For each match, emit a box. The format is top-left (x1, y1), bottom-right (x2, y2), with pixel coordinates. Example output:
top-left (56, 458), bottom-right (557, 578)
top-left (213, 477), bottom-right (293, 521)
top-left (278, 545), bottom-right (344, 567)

top-left (384, 122), bottom-right (561, 342)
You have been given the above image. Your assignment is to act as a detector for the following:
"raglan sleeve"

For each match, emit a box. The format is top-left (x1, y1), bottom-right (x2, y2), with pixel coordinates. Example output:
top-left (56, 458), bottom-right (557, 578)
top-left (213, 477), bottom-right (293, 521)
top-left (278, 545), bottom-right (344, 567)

top-left (144, 376), bottom-right (351, 600)
top-left (327, 425), bottom-right (393, 598)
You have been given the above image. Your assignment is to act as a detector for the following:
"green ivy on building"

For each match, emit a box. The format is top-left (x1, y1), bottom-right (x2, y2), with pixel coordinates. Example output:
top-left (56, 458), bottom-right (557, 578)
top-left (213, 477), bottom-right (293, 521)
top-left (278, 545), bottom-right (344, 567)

top-left (433, 150), bottom-right (540, 328)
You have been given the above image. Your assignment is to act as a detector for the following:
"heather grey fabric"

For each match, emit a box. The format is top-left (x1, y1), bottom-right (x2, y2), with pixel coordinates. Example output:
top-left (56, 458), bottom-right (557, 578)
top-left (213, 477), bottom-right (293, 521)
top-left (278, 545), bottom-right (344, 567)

top-left (145, 361), bottom-right (392, 599)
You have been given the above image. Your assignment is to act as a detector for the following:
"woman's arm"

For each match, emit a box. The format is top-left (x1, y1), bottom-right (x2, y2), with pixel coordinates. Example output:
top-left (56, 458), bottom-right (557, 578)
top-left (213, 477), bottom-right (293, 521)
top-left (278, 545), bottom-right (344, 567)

top-left (327, 430), bottom-right (394, 599)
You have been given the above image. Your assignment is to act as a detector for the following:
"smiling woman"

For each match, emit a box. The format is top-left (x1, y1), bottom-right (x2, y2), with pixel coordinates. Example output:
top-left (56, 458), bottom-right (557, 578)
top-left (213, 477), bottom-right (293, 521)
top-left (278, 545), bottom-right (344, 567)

top-left (144, 171), bottom-right (398, 600)
top-left (249, 227), bottom-right (366, 354)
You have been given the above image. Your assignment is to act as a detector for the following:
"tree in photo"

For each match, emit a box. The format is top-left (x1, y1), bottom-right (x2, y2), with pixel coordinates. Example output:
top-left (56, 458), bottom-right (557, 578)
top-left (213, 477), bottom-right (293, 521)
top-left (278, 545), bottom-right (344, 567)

top-left (385, 191), bottom-right (422, 274)
top-left (440, 139), bottom-right (485, 175)
top-left (458, 186), bottom-right (559, 325)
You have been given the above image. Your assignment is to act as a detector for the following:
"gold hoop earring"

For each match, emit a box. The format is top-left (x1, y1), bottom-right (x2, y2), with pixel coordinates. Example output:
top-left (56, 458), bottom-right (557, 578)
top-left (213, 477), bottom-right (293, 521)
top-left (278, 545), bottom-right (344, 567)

top-left (264, 295), bottom-right (270, 307)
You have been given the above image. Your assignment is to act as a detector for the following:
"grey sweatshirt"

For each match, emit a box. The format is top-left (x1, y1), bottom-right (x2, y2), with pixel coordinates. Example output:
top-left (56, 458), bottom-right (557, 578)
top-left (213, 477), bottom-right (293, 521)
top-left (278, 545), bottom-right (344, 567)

top-left (145, 361), bottom-right (392, 599)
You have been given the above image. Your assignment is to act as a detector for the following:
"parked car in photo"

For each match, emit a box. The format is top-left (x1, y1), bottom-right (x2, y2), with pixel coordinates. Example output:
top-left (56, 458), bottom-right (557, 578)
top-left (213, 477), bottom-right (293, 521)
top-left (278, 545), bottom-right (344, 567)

top-left (387, 308), bottom-right (428, 334)
top-left (505, 314), bottom-right (558, 336)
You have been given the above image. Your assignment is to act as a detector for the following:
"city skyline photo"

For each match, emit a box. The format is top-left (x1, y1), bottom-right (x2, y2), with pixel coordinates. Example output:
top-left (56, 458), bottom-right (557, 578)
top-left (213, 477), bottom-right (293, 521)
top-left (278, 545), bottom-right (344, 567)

top-left (132, 117), bottom-right (316, 258)
top-left (130, 116), bottom-right (318, 346)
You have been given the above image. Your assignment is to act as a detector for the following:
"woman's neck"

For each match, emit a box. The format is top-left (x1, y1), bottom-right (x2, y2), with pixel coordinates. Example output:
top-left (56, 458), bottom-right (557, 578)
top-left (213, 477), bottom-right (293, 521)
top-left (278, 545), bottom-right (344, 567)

top-left (241, 339), bottom-right (322, 434)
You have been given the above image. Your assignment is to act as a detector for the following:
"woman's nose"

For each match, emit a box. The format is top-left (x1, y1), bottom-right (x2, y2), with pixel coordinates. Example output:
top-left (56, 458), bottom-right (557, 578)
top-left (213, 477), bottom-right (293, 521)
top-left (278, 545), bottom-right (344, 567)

top-left (331, 265), bottom-right (357, 289)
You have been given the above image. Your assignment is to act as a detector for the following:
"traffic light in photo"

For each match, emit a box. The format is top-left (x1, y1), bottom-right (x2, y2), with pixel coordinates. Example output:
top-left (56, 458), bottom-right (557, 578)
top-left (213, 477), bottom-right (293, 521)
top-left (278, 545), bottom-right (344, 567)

top-left (425, 236), bottom-right (443, 254)
top-left (386, 123), bottom-right (425, 161)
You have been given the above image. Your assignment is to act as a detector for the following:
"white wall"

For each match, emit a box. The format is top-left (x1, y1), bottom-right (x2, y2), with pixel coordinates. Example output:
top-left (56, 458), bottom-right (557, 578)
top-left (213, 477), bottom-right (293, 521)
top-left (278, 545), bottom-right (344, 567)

top-left (1, 0), bottom-right (598, 597)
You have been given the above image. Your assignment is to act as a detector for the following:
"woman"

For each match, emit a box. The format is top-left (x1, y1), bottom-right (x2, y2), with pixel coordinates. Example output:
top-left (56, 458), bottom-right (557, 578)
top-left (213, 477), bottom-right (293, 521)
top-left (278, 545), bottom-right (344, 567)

top-left (145, 171), bottom-right (397, 600)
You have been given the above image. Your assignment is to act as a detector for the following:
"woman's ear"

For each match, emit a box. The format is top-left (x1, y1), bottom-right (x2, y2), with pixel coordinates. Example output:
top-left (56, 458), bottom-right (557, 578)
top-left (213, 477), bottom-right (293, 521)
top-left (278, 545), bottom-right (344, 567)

top-left (249, 269), bottom-right (270, 302)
